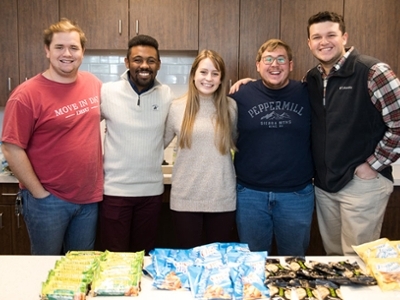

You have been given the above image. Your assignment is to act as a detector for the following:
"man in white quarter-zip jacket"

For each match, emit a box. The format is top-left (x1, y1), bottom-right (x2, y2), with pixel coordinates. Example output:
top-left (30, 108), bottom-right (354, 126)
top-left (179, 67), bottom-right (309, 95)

top-left (99, 35), bottom-right (173, 254)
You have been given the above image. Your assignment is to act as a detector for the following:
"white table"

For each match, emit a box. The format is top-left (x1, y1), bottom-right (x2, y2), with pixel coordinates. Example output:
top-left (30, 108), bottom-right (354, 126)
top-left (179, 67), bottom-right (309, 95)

top-left (1, 255), bottom-right (400, 299)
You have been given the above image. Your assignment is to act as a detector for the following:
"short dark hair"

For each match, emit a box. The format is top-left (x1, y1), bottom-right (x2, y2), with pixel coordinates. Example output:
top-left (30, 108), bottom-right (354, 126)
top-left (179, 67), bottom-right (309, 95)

top-left (127, 35), bottom-right (160, 60)
top-left (307, 11), bottom-right (346, 38)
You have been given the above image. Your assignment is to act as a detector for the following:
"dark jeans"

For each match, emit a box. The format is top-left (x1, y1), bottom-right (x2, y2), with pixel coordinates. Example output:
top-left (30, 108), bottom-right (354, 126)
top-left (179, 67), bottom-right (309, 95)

top-left (236, 183), bottom-right (314, 256)
top-left (171, 210), bottom-right (236, 249)
top-left (21, 189), bottom-right (98, 255)
top-left (98, 194), bottom-right (163, 254)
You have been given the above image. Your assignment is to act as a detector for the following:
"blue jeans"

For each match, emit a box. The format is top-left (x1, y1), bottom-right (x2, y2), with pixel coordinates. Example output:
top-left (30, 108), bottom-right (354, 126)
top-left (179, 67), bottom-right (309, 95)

top-left (236, 183), bottom-right (314, 256)
top-left (21, 189), bottom-right (98, 255)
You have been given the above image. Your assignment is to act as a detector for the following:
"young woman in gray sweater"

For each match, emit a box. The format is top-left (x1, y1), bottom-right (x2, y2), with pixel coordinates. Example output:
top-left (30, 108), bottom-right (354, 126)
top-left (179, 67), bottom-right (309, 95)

top-left (164, 49), bottom-right (237, 248)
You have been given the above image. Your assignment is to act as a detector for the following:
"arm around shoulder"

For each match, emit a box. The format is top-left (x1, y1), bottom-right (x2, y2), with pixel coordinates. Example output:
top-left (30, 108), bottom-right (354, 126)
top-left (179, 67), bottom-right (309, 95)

top-left (229, 78), bottom-right (256, 94)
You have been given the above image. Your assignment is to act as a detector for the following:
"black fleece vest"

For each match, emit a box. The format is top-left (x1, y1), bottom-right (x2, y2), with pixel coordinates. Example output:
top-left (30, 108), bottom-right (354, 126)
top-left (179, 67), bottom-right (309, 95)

top-left (306, 49), bottom-right (392, 192)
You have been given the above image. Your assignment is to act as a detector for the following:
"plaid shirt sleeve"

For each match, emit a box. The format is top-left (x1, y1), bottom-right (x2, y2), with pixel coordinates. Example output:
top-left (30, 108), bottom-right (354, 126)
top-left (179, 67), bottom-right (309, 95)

top-left (367, 63), bottom-right (400, 171)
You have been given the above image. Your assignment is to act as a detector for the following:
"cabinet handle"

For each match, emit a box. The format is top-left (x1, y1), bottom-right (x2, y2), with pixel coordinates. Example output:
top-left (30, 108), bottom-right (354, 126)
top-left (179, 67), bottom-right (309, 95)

top-left (16, 213), bottom-right (21, 229)
top-left (118, 20), bottom-right (122, 35)
top-left (8, 77), bottom-right (12, 92)
top-left (135, 20), bottom-right (139, 35)
top-left (0, 212), bottom-right (3, 229)
top-left (1, 193), bottom-right (18, 197)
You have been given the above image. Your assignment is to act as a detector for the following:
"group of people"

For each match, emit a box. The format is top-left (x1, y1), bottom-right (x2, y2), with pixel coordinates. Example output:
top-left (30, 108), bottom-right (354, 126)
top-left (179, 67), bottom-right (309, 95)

top-left (2, 11), bottom-right (400, 257)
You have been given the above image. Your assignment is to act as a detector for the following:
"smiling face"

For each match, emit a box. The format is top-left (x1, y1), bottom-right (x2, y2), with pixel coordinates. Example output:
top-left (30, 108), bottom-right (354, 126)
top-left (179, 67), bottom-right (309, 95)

top-left (45, 31), bottom-right (84, 83)
top-left (125, 45), bottom-right (160, 92)
top-left (256, 46), bottom-right (293, 90)
top-left (194, 57), bottom-right (222, 97)
top-left (308, 21), bottom-right (348, 73)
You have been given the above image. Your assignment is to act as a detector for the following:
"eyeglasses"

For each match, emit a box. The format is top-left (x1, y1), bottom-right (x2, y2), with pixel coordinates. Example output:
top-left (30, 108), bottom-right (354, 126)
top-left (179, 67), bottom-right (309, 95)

top-left (130, 56), bottom-right (159, 65)
top-left (261, 56), bottom-right (288, 65)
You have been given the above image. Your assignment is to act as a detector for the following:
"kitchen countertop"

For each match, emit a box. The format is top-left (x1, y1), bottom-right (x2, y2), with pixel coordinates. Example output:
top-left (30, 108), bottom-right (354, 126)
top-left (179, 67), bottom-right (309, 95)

top-left (393, 164), bottom-right (400, 185)
top-left (163, 164), bottom-right (400, 186)
top-left (0, 172), bottom-right (172, 185)
top-left (0, 173), bottom-right (18, 183)
top-left (1, 255), bottom-right (400, 300)
top-left (1, 164), bottom-right (400, 185)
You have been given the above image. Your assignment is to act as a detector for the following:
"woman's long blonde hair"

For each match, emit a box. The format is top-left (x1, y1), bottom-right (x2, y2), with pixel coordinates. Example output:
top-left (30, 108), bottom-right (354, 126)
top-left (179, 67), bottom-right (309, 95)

top-left (179, 49), bottom-right (235, 155)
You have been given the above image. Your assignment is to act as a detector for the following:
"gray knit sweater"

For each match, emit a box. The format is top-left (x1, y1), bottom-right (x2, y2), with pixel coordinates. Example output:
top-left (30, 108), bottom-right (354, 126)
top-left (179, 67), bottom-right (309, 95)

top-left (164, 95), bottom-right (237, 212)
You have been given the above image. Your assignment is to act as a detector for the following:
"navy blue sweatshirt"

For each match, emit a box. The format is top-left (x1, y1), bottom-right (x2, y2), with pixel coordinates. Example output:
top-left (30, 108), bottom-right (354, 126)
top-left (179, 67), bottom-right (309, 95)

top-left (231, 79), bottom-right (314, 192)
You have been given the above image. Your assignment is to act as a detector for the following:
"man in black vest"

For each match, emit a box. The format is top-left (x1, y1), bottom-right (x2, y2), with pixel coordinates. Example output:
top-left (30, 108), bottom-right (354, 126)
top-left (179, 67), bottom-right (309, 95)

top-left (306, 11), bottom-right (400, 255)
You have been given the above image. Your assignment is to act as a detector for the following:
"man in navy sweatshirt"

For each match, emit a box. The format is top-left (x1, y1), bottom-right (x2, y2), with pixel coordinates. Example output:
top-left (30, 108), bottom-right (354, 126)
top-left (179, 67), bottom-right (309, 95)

top-left (230, 39), bottom-right (314, 256)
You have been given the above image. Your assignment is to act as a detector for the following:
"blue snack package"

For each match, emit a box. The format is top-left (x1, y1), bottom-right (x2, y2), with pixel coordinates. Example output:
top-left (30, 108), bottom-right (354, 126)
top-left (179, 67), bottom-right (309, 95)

top-left (144, 248), bottom-right (179, 279)
top-left (152, 254), bottom-right (193, 290)
top-left (220, 243), bottom-right (251, 254)
top-left (237, 264), bottom-right (269, 299)
top-left (191, 243), bottom-right (224, 264)
top-left (143, 262), bottom-right (156, 278)
top-left (237, 251), bottom-right (268, 280)
top-left (188, 265), bottom-right (234, 299)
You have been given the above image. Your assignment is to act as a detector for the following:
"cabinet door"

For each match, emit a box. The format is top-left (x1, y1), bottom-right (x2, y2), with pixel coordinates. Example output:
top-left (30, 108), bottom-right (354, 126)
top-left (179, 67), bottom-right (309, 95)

top-left (12, 210), bottom-right (30, 255)
top-left (280, 0), bottom-right (343, 81)
top-left (199, 0), bottom-right (239, 89)
top-left (239, 0), bottom-right (280, 80)
top-left (344, 0), bottom-right (400, 75)
top-left (60, 0), bottom-right (128, 49)
top-left (0, 0), bottom-right (18, 106)
top-left (0, 183), bottom-right (30, 254)
top-left (18, 0), bottom-right (59, 82)
top-left (0, 205), bottom-right (13, 254)
top-left (130, 0), bottom-right (198, 50)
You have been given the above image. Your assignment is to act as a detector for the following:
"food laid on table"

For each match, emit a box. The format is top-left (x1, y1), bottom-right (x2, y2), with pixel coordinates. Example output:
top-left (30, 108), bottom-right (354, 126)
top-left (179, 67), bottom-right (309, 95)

top-left (40, 250), bottom-right (144, 300)
top-left (41, 251), bottom-right (102, 300)
top-left (144, 242), bottom-right (269, 299)
top-left (89, 251), bottom-right (143, 297)
top-left (265, 256), bottom-right (376, 300)
top-left (353, 238), bottom-right (400, 291)
top-left (38, 239), bottom-right (400, 299)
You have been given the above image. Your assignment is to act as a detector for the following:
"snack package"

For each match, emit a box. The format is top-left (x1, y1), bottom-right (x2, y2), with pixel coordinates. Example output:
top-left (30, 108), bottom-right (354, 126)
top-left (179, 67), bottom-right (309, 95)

top-left (390, 240), bottom-right (400, 254)
top-left (288, 279), bottom-right (318, 300)
top-left (231, 264), bottom-right (269, 299)
top-left (266, 258), bottom-right (296, 280)
top-left (152, 255), bottom-right (193, 290)
top-left (283, 257), bottom-right (376, 286)
top-left (191, 243), bottom-right (226, 265)
top-left (367, 257), bottom-right (400, 291)
top-left (188, 265), bottom-right (233, 299)
top-left (267, 279), bottom-right (313, 300)
top-left (285, 257), bottom-right (325, 280)
top-left (144, 248), bottom-right (184, 278)
top-left (352, 238), bottom-right (398, 264)
top-left (147, 243), bottom-right (252, 292)
top-left (41, 252), bottom-right (101, 300)
top-left (329, 260), bottom-right (376, 286)
top-left (312, 280), bottom-right (342, 300)
top-left (89, 250), bottom-right (144, 297)
top-left (66, 251), bottom-right (103, 258)
top-left (41, 280), bottom-right (88, 300)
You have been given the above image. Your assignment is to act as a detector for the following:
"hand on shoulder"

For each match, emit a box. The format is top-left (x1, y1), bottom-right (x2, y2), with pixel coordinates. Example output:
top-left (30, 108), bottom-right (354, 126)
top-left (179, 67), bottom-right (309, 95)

top-left (228, 78), bottom-right (255, 94)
